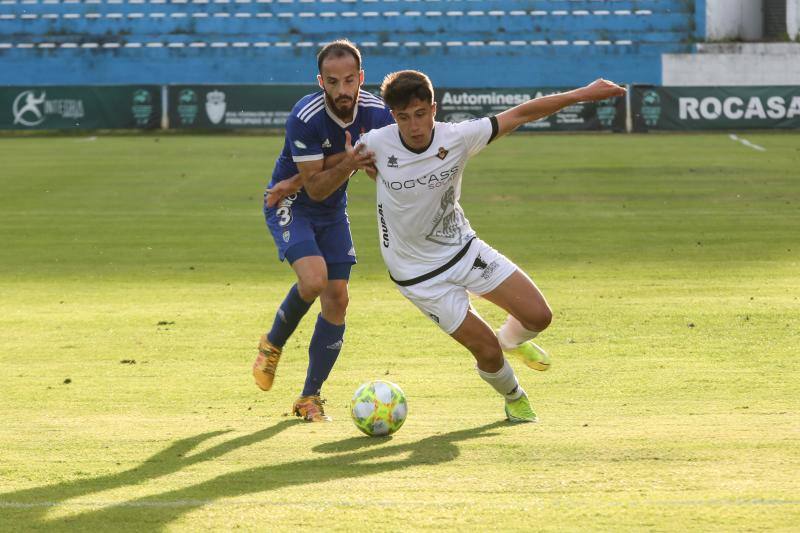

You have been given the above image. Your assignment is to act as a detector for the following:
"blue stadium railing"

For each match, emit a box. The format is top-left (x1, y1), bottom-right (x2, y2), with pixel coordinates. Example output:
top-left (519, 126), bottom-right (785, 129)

top-left (0, 0), bottom-right (699, 86)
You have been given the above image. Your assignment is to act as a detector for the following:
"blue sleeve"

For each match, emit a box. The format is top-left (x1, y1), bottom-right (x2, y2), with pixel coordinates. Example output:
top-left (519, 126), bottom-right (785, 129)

top-left (286, 114), bottom-right (324, 163)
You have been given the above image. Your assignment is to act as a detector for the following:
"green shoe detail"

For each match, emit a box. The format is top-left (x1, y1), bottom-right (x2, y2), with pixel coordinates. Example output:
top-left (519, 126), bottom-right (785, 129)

top-left (506, 340), bottom-right (551, 371)
top-left (505, 393), bottom-right (538, 423)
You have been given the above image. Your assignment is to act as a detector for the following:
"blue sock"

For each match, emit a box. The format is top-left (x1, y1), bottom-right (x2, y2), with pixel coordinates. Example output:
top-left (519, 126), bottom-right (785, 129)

top-left (267, 284), bottom-right (313, 348)
top-left (302, 314), bottom-right (345, 397)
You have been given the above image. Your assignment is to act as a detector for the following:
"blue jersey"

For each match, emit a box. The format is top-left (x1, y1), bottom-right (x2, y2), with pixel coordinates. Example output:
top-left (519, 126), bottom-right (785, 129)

top-left (270, 89), bottom-right (394, 215)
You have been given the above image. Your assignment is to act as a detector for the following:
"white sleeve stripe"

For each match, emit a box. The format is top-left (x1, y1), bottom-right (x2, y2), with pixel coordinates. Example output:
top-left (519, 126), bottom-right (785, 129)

top-left (358, 103), bottom-right (387, 110)
top-left (298, 99), bottom-right (324, 121)
top-left (297, 94), bottom-right (323, 117)
top-left (297, 96), bottom-right (323, 118)
top-left (359, 93), bottom-right (384, 103)
top-left (299, 101), bottom-right (325, 122)
top-left (292, 154), bottom-right (324, 162)
top-left (359, 99), bottom-right (384, 107)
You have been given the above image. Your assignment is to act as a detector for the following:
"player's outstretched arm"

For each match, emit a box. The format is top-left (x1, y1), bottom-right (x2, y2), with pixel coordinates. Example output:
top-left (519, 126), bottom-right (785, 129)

top-left (304, 131), bottom-right (375, 201)
top-left (265, 152), bottom-right (350, 208)
top-left (494, 78), bottom-right (626, 139)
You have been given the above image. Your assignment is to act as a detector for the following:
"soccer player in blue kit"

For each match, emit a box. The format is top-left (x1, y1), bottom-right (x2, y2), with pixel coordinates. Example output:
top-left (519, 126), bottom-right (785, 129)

top-left (253, 40), bottom-right (392, 422)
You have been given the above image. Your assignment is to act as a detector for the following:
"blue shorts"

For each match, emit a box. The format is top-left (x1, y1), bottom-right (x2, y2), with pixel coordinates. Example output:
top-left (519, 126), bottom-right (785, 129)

top-left (265, 198), bottom-right (356, 275)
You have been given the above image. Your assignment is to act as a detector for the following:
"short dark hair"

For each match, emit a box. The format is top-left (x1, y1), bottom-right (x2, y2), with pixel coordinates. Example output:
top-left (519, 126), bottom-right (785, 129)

top-left (380, 70), bottom-right (434, 110)
top-left (317, 39), bottom-right (362, 73)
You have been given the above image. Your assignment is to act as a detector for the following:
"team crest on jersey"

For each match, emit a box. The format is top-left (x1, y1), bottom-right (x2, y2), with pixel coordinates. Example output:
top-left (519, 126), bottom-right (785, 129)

top-left (322, 138), bottom-right (332, 148)
top-left (387, 155), bottom-right (399, 168)
top-left (437, 147), bottom-right (449, 160)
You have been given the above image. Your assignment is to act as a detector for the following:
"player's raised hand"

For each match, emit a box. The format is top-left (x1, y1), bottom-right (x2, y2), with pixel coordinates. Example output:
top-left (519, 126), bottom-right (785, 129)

top-left (341, 131), bottom-right (375, 173)
top-left (579, 79), bottom-right (627, 102)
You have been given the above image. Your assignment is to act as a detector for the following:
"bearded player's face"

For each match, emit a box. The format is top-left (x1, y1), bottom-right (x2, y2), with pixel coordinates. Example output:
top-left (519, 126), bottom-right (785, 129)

top-left (318, 54), bottom-right (363, 121)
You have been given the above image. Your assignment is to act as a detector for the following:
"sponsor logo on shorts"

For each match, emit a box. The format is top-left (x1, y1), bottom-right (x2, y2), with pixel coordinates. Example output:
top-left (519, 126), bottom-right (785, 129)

top-left (481, 260), bottom-right (499, 280)
top-left (293, 139), bottom-right (307, 149)
top-left (348, 246), bottom-right (356, 256)
top-left (429, 313), bottom-right (440, 323)
top-left (472, 255), bottom-right (488, 270)
top-left (282, 230), bottom-right (291, 242)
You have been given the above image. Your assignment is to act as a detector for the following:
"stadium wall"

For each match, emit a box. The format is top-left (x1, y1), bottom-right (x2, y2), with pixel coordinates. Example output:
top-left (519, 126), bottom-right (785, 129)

top-left (706, 0), bottom-right (763, 41)
top-left (664, 0), bottom-right (800, 86)
top-left (663, 42), bottom-right (800, 86)
top-left (789, 0), bottom-right (800, 40)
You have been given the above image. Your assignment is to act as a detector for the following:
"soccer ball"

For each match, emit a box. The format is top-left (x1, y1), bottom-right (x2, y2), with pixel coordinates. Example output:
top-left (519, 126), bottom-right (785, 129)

top-left (350, 380), bottom-right (408, 437)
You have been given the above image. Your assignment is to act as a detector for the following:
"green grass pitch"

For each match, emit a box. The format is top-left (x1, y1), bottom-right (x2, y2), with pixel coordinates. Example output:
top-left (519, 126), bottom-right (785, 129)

top-left (0, 132), bottom-right (798, 531)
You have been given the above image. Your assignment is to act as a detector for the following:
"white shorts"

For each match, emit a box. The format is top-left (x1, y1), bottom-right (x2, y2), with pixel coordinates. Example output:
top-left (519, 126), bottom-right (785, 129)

top-left (395, 238), bottom-right (518, 335)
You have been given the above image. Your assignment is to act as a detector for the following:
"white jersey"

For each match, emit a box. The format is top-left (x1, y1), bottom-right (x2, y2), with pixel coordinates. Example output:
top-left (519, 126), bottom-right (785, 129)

top-left (358, 117), bottom-right (497, 282)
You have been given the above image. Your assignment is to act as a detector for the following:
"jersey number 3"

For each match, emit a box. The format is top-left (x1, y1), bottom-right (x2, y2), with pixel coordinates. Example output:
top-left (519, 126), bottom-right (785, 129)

top-left (276, 206), bottom-right (293, 227)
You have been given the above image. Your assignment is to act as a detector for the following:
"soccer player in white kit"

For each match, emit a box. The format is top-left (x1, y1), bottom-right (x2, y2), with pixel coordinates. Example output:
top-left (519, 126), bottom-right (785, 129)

top-left (311, 71), bottom-right (626, 422)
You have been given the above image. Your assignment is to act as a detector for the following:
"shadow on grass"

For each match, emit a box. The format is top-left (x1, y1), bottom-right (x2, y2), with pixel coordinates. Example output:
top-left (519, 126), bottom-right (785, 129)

top-left (0, 419), bottom-right (300, 529)
top-left (0, 419), bottom-right (505, 530)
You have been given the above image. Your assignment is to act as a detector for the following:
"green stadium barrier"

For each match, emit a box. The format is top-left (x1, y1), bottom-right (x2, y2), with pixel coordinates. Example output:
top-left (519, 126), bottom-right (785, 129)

top-left (166, 85), bottom-right (625, 132)
top-left (14, 84), bottom-right (798, 133)
top-left (632, 86), bottom-right (800, 131)
top-left (0, 86), bottom-right (162, 130)
top-left (168, 85), bottom-right (318, 128)
top-left (434, 87), bottom-right (626, 132)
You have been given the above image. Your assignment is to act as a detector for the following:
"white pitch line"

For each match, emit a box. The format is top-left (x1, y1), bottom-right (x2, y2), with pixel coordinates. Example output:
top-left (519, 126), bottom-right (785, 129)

top-left (729, 134), bottom-right (766, 152)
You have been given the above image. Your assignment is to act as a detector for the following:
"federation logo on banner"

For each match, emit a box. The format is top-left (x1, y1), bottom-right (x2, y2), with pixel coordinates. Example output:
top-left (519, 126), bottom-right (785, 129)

top-left (131, 89), bottom-right (154, 126)
top-left (641, 90), bottom-right (662, 126)
top-left (205, 90), bottom-right (226, 125)
top-left (177, 89), bottom-right (199, 125)
top-left (13, 90), bottom-right (47, 126)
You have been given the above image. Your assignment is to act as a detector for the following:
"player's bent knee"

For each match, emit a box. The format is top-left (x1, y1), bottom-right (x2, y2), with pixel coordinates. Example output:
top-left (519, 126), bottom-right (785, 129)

top-left (519, 305), bottom-right (553, 332)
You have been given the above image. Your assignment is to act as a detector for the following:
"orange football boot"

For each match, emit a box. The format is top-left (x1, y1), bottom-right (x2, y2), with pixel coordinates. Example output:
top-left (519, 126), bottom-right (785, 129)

top-left (252, 334), bottom-right (282, 391)
top-left (292, 395), bottom-right (332, 422)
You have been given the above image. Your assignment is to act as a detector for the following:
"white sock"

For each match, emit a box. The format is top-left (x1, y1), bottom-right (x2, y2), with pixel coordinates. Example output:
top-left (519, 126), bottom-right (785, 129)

top-left (497, 315), bottom-right (539, 350)
top-left (476, 359), bottom-right (524, 401)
